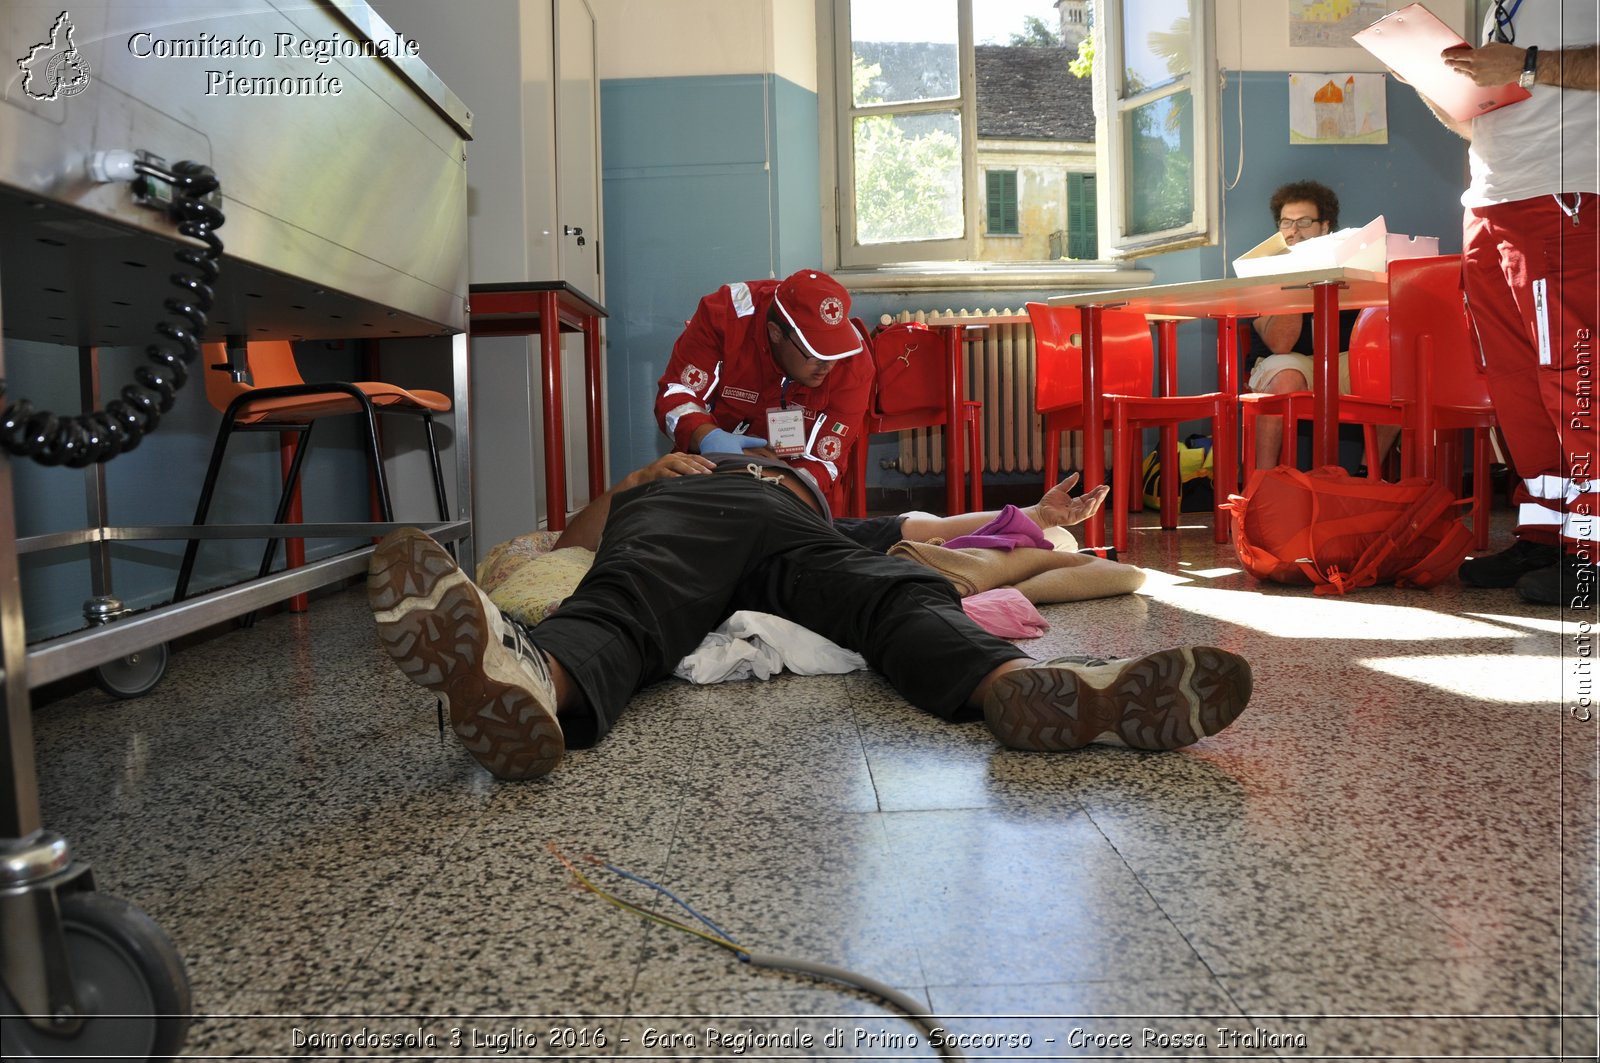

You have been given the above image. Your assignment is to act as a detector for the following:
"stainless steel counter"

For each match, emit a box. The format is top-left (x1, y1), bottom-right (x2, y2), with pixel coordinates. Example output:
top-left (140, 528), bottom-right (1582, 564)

top-left (0, 3), bottom-right (472, 1048)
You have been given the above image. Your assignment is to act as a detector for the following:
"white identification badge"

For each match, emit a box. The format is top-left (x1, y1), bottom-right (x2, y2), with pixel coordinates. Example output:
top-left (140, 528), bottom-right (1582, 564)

top-left (765, 407), bottom-right (806, 456)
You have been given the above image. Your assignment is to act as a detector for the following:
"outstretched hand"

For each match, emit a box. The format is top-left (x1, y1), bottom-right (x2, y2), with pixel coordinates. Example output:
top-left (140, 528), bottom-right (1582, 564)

top-left (1036, 472), bottom-right (1111, 529)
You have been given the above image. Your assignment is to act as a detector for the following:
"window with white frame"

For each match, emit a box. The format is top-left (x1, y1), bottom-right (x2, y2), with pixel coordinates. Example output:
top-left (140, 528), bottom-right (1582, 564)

top-left (1095, 0), bottom-right (1216, 256)
top-left (821, 0), bottom-right (1215, 271)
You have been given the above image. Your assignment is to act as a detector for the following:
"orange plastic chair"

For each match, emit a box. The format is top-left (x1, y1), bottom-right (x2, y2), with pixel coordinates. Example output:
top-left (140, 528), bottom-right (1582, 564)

top-left (840, 319), bottom-right (983, 518)
top-left (174, 339), bottom-right (452, 601)
top-left (1026, 302), bottom-right (1234, 553)
top-left (1241, 307), bottom-right (1402, 479)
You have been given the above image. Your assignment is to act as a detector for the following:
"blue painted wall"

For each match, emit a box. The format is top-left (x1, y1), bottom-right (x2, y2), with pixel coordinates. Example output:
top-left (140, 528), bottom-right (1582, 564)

top-left (601, 73), bottom-right (820, 478)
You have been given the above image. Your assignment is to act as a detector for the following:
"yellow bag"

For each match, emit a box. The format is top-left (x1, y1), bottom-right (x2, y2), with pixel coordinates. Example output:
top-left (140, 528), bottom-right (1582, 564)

top-left (1141, 435), bottom-right (1214, 512)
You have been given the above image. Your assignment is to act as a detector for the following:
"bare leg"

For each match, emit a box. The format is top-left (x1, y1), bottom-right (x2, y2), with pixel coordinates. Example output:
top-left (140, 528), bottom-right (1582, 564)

top-left (1375, 424), bottom-right (1401, 466)
top-left (1254, 369), bottom-right (1308, 470)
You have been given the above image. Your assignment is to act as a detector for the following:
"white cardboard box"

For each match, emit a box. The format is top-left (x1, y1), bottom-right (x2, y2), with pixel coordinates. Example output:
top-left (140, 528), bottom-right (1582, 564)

top-left (1232, 215), bottom-right (1440, 277)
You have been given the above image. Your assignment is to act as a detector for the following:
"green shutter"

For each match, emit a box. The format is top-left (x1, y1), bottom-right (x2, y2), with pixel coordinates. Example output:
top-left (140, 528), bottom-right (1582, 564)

top-left (1067, 172), bottom-right (1098, 259)
top-left (985, 170), bottom-right (1018, 235)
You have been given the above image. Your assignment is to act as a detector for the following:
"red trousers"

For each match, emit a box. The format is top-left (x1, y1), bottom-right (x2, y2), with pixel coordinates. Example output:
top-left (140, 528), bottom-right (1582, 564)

top-left (1463, 193), bottom-right (1600, 551)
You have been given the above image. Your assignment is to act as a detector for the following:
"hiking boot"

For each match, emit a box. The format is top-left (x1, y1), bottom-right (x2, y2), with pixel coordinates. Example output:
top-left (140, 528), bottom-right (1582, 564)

top-left (1458, 539), bottom-right (1561, 588)
top-left (982, 647), bottom-right (1252, 752)
top-left (368, 528), bottom-right (563, 780)
top-left (1515, 553), bottom-right (1600, 608)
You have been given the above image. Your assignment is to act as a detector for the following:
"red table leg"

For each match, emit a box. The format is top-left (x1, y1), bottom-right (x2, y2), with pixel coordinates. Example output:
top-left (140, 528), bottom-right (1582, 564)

top-left (1311, 281), bottom-right (1343, 468)
top-left (538, 291), bottom-right (568, 531)
top-left (1212, 315), bottom-right (1240, 542)
top-left (1156, 319), bottom-right (1181, 524)
top-left (1080, 304), bottom-right (1107, 549)
top-left (942, 325), bottom-right (966, 515)
top-left (280, 433), bottom-right (307, 613)
top-left (583, 315), bottom-right (605, 500)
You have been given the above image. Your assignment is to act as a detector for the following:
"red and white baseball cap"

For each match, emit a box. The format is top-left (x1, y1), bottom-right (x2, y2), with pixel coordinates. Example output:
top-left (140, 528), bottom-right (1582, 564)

top-left (773, 269), bottom-right (862, 361)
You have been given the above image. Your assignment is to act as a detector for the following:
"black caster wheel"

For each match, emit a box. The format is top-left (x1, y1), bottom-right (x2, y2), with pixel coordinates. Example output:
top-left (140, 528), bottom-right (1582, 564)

top-left (0, 891), bottom-right (192, 1060)
top-left (93, 643), bottom-right (169, 699)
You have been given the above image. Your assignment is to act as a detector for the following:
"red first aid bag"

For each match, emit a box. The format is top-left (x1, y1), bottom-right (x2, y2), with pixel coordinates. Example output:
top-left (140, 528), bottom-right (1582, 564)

top-left (1223, 466), bottom-right (1474, 595)
top-left (871, 322), bottom-right (944, 415)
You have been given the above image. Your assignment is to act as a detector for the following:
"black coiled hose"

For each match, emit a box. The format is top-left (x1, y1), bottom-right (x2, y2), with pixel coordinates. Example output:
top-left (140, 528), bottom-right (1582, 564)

top-left (0, 159), bottom-right (224, 468)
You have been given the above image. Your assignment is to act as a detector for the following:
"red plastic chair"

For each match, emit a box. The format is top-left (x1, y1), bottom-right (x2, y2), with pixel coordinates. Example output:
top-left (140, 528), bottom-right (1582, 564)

top-left (1241, 307), bottom-right (1401, 479)
top-left (841, 320), bottom-right (983, 518)
top-left (1392, 255), bottom-right (1500, 548)
top-left (174, 339), bottom-right (453, 601)
top-left (1237, 256), bottom-right (1498, 547)
top-left (1026, 302), bottom-right (1234, 553)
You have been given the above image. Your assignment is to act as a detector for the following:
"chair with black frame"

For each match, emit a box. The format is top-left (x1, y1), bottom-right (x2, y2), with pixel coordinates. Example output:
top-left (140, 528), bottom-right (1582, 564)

top-left (173, 338), bottom-right (452, 604)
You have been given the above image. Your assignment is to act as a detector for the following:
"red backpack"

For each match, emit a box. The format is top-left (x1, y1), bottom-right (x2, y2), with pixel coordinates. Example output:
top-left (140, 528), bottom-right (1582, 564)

top-left (1224, 466), bottom-right (1475, 595)
top-left (870, 321), bottom-right (944, 415)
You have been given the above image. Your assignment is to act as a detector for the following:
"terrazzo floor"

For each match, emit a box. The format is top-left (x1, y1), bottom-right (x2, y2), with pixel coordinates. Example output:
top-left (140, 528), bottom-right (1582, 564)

top-left (16, 507), bottom-right (1600, 1061)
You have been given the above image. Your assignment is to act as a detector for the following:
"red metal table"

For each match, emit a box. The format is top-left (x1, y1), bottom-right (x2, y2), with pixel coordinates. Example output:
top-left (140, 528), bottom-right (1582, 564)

top-left (468, 282), bottom-right (608, 531)
top-left (1049, 267), bottom-right (1391, 548)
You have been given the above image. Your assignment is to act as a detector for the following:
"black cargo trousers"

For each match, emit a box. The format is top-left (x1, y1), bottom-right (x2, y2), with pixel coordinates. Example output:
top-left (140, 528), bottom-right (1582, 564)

top-left (528, 469), bottom-right (1030, 745)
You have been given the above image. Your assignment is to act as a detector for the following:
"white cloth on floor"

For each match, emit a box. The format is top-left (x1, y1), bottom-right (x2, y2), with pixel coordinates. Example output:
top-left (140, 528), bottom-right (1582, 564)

top-left (673, 610), bottom-right (866, 684)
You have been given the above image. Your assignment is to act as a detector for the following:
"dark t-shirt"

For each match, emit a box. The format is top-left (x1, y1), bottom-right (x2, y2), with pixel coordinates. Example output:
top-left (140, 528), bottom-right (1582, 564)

top-left (1242, 309), bottom-right (1360, 378)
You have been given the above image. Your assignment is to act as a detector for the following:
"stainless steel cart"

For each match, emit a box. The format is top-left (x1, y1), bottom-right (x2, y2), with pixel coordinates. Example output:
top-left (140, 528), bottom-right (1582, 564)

top-left (1, 3), bottom-right (471, 1056)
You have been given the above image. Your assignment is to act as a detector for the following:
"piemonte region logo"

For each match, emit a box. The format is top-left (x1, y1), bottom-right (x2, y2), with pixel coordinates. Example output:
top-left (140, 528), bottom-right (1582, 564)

top-left (18, 10), bottom-right (93, 100)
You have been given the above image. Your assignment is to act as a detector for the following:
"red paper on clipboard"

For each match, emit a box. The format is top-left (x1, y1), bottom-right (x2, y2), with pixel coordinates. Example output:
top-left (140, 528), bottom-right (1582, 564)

top-left (1353, 2), bottom-right (1531, 121)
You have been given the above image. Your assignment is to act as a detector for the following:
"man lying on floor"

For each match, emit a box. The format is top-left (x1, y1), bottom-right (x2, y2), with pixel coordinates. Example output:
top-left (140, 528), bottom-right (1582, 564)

top-left (368, 453), bottom-right (1253, 781)
top-left (478, 454), bottom-right (1135, 656)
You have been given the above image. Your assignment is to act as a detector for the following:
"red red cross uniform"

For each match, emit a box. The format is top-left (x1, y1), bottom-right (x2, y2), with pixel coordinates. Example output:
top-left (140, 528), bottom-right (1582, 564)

top-left (654, 277), bottom-right (873, 494)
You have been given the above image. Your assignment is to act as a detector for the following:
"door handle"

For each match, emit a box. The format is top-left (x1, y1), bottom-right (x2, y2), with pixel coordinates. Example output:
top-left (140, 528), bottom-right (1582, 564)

top-left (563, 225), bottom-right (586, 246)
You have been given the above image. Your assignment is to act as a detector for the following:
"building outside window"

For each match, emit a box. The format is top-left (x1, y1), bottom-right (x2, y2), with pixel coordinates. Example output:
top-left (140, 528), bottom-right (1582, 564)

top-left (985, 169), bottom-right (1019, 235)
top-left (823, 0), bottom-right (1213, 273)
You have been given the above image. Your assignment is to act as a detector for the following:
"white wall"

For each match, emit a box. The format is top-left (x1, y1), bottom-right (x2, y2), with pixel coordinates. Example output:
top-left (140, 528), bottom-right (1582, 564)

top-left (1214, 0), bottom-right (1472, 72)
top-left (589, 0), bottom-right (817, 89)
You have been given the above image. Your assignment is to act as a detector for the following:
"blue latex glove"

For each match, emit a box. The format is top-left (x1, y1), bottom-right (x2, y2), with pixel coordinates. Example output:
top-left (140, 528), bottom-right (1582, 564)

top-left (699, 427), bottom-right (769, 454)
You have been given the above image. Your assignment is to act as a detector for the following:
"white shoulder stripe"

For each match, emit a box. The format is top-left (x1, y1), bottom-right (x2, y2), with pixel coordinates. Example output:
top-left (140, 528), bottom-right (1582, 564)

top-left (728, 282), bottom-right (755, 318)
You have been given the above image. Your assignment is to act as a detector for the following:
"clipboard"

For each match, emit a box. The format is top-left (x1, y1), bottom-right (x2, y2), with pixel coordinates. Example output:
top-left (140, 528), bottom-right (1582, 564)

top-left (1352, 2), bottom-right (1531, 121)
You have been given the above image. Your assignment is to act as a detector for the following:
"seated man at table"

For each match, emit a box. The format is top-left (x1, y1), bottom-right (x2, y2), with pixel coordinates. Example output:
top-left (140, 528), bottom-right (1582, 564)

top-left (1246, 179), bottom-right (1398, 470)
top-left (368, 455), bottom-right (1251, 781)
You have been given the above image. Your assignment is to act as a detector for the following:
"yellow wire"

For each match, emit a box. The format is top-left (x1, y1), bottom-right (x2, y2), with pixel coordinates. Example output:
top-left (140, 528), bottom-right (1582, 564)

top-left (546, 842), bottom-right (745, 955)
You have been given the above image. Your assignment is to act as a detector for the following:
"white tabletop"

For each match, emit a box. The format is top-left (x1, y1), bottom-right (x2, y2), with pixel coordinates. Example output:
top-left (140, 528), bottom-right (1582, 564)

top-left (1046, 266), bottom-right (1390, 320)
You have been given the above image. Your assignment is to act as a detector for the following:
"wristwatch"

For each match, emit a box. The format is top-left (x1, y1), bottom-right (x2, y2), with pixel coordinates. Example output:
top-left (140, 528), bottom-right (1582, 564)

top-left (1519, 46), bottom-right (1539, 89)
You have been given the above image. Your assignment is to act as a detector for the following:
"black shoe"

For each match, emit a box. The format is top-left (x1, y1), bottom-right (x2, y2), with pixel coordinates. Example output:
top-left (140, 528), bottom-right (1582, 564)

top-left (1515, 553), bottom-right (1599, 607)
top-left (1458, 539), bottom-right (1561, 588)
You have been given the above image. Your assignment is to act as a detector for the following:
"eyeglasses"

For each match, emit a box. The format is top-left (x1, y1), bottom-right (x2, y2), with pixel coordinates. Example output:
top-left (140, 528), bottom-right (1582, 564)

top-left (1277, 217), bottom-right (1323, 232)
top-left (1492, 0), bottom-right (1517, 44)
top-left (774, 326), bottom-right (817, 362)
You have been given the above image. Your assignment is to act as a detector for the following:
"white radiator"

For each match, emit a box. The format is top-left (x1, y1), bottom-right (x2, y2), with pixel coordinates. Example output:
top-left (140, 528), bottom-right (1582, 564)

top-left (878, 308), bottom-right (1086, 476)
